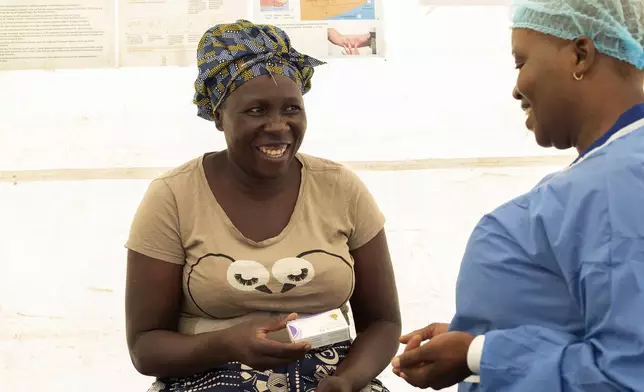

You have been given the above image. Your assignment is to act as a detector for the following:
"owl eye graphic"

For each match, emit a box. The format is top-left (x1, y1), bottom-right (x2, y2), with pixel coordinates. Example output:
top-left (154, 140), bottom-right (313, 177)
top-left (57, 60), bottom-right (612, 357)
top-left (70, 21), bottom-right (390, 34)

top-left (272, 257), bottom-right (315, 293)
top-left (226, 260), bottom-right (271, 293)
top-left (234, 275), bottom-right (258, 286)
top-left (287, 268), bottom-right (309, 282)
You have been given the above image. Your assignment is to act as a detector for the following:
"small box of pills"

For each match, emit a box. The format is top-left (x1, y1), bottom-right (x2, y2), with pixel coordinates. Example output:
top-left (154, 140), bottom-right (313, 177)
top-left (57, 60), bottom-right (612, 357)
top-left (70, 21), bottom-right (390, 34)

top-left (286, 309), bottom-right (351, 349)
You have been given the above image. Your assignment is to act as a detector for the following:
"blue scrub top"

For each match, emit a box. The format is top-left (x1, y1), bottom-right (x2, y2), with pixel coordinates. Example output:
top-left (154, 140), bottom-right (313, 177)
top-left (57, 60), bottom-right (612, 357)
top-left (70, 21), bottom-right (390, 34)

top-left (450, 104), bottom-right (644, 392)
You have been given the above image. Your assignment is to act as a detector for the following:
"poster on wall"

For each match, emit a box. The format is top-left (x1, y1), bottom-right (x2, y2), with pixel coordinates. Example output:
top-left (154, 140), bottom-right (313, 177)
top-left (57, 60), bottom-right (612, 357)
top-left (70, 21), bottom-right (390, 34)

top-left (0, 0), bottom-right (115, 71)
top-left (253, 0), bottom-right (385, 58)
top-left (118, 0), bottom-right (250, 67)
top-left (420, 0), bottom-right (510, 5)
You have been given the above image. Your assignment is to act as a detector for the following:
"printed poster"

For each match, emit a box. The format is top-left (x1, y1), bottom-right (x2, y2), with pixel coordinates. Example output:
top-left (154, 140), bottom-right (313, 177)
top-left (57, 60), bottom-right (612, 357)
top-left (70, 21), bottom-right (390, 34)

top-left (0, 0), bottom-right (115, 71)
top-left (254, 0), bottom-right (385, 58)
top-left (118, 0), bottom-right (250, 67)
top-left (419, 0), bottom-right (510, 5)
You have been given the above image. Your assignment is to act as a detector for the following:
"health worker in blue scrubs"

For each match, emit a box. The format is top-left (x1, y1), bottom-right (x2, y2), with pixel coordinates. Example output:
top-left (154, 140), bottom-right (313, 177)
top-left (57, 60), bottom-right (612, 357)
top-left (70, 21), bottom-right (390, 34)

top-left (391, 0), bottom-right (644, 391)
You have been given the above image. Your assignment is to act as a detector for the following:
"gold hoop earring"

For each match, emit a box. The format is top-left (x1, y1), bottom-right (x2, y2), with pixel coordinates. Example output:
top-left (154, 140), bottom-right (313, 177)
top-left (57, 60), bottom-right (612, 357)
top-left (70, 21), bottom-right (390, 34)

top-left (573, 72), bottom-right (584, 81)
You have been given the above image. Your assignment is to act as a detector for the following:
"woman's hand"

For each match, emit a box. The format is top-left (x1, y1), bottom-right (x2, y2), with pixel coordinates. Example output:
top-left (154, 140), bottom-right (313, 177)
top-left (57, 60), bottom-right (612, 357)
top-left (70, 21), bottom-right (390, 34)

top-left (345, 34), bottom-right (371, 49)
top-left (229, 313), bottom-right (311, 370)
top-left (400, 322), bottom-right (449, 345)
top-left (392, 330), bottom-right (474, 390)
top-left (327, 28), bottom-right (346, 46)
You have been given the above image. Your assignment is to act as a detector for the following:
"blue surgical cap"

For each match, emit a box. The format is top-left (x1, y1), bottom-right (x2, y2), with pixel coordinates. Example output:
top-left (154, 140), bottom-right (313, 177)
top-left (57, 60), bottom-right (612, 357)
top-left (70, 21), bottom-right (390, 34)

top-left (511, 0), bottom-right (644, 70)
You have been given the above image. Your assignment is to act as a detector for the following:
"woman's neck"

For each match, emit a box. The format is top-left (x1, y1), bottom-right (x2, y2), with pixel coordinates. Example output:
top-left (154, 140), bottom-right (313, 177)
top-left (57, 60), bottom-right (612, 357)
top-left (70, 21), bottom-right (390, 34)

top-left (574, 90), bottom-right (644, 155)
top-left (217, 151), bottom-right (299, 201)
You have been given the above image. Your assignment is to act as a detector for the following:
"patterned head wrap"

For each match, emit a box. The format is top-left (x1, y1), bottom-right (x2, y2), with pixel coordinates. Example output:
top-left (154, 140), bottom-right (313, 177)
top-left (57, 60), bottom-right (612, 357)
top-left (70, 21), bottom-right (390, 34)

top-left (193, 19), bottom-right (326, 121)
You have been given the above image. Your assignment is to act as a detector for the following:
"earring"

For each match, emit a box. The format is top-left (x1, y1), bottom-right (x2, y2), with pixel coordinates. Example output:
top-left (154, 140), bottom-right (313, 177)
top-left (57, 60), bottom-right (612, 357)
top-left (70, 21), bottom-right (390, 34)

top-left (573, 72), bottom-right (584, 81)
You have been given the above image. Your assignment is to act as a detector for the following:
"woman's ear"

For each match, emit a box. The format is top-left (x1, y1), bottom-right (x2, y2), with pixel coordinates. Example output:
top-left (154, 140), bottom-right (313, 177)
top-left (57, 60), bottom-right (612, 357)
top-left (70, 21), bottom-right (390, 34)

top-left (572, 36), bottom-right (597, 75)
top-left (213, 108), bottom-right (224, 132)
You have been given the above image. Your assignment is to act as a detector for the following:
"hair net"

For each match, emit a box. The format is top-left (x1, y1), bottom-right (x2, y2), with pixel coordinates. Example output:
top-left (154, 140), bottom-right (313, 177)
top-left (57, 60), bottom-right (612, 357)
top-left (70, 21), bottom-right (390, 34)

top-left (511, 0), bottom-right (644, 70)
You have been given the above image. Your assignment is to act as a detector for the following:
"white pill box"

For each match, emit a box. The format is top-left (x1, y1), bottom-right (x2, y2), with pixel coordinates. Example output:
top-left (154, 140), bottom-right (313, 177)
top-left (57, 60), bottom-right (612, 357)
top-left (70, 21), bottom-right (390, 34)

top-left (286, 308), bottom-right (351, 349)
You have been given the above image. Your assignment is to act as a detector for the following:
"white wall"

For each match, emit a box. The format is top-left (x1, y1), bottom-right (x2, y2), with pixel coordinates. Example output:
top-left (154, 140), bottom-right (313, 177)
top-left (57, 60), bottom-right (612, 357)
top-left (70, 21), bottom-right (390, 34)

top-left (0, 2), bottom-right (571, 172)
top-left (0, 1), bottom-right (573, 390)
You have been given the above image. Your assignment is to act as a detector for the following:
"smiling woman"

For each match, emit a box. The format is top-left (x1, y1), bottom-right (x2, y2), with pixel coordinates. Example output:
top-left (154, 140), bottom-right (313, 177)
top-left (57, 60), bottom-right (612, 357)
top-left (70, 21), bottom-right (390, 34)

top-left (124, 19), bottom-right (401, 392)
top-left (214, 75), bottom-right (307, 180)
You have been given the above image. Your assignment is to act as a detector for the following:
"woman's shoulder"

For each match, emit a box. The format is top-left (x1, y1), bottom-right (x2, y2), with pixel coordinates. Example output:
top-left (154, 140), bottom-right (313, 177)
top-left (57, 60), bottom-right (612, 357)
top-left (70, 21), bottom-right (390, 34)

top-left (298, 153), bottom-right (363, 186)
top-left (298, 153), bottom-right (378, 210)
top-left (139, 156), bottom-right (205, 202)
top-left (298, 153), bottom-right (345, 173)
top-left (156, 156), bottom-right (203, 182)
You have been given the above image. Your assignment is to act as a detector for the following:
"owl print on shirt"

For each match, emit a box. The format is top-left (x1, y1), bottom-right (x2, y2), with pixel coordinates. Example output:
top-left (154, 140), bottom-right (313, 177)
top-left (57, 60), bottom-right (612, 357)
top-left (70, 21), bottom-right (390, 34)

top-left (185, 250), bottom-right (354, 318)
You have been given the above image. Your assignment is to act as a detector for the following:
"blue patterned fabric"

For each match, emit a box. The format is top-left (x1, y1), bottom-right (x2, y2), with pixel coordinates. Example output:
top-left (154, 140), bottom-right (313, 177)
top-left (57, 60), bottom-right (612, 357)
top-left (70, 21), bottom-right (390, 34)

top-left (193, 19), bottom-right (325, 121)
top-left (148, 341), bottom-right (388, 392)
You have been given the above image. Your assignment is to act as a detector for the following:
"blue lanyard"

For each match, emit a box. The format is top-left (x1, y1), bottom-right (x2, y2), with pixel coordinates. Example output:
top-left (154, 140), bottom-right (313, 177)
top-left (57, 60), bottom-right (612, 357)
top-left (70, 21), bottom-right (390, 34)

top-left (572, 103), bottom-right (644, 165)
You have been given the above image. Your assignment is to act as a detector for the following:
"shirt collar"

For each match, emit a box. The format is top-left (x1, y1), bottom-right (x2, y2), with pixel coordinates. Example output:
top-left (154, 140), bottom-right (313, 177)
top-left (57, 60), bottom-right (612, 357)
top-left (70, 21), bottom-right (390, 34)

top-left (572, 103), bottom-right (644, 165)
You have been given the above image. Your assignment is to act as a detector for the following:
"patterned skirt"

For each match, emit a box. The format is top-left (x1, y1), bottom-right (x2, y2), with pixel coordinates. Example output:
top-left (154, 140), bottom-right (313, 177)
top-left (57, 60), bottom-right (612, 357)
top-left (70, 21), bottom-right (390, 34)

top-left (148, 341), bottom-right (389, 392)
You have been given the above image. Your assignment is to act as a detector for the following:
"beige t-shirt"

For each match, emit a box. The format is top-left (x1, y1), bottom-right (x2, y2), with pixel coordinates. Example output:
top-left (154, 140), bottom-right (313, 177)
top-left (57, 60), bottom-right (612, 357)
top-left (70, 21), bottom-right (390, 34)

top-left (126, 153), bottom-right (385, 341)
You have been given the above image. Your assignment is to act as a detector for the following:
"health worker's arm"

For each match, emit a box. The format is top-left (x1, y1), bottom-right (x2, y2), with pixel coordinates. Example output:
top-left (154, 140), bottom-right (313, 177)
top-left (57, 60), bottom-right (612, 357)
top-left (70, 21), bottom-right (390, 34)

top-left (468, 256), bottom-right (644, 391)
top-left (468, 167), bottom-right (644, 391)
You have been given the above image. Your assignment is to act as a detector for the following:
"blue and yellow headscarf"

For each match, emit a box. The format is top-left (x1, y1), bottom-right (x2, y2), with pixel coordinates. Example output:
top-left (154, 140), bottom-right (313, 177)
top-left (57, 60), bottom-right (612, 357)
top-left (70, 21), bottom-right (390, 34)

top-left (194, 19), bottom-right (326, 122)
